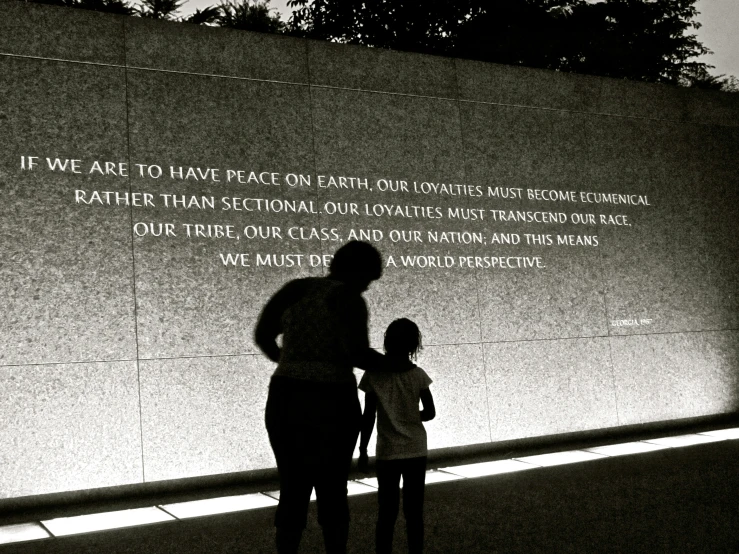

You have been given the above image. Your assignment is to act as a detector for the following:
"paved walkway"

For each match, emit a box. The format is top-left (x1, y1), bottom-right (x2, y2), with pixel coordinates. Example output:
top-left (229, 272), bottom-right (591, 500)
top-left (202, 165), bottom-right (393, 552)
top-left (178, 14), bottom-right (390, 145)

top-left (2, 439), bottom-right (739, 553)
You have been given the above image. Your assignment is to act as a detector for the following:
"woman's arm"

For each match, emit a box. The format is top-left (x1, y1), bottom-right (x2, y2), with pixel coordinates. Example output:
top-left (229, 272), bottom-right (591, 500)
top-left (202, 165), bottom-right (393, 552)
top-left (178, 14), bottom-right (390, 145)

top-left (419, 388), bottom-right (436, 422)
top-left (253, 280), bottom-right (305, 362)
top-left (339, 293), bottom-right (413, 373)
top-left (339, 292), bottom-right (386, 371)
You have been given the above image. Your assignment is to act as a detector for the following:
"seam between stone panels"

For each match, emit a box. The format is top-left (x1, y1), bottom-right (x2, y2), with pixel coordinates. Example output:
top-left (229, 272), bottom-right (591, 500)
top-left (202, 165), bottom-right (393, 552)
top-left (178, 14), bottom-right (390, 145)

top-left (478, 327), bottom-right (739, 347)
top-left (304, 84), bottom-right (739, 128)
top-left (308, 83), bottom-right (458, 102)
top-left (304, 42), bottom-right (327, 275)
top-left (457, 98), bottom-right (672, 120)
top-left (2, 328), bottom-right (734, 368)
top-left (452, 56), bottom-right (493, 442)
top-left (125, 65), bottom-right (310, 87)
top-left (0, 354), bottom-right (260, 369)
top-left (0, 52), bottom-right (126, 68)
top-left (121, 15), bottom-right (147, 486)
top-left (594, 232), bottom-right (621, 424)
top-left (0, 358), bottom-right (139, 369)
top-left (0, 53), bottom-right (309, 87)
top-left (606, 336), bottom-right (622, 425)
top-left (137, 353), bottom-right (264, 362)
top-left (456, 98), bottom-right (739, 126)
top-left (2, 53), bottom-right (736, 127)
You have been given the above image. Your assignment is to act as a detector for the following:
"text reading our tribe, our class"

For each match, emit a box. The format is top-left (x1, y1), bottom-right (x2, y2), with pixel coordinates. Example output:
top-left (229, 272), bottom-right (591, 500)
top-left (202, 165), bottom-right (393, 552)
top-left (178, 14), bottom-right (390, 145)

top-left (20, 156), bottom-right (655, 271)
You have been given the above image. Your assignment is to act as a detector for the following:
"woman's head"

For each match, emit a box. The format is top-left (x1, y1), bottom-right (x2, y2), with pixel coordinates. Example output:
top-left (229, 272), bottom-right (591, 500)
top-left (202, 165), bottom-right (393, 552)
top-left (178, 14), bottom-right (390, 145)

top-left (329, 240), bottom-right (383, 290)
top-left (384, 318), bottom-right (422, 360)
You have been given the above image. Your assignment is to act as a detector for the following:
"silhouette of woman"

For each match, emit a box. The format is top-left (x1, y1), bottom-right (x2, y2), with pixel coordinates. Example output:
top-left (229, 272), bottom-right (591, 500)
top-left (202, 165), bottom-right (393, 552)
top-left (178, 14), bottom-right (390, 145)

top-left (254, 240), bottom-right (387, 554)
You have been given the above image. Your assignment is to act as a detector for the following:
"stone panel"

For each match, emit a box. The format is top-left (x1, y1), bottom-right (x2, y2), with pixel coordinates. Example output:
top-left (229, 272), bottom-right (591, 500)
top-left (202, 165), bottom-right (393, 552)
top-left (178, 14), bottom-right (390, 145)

top-left (125, 69), bottom-right (321, 359)
top-left (0, 1), bottom-right (125, 65)
top-left (609, 331), bottom-right (739, 424)
top-left (597, 77), bottom-right (691, 121)
top-left (485, 338), bottom-right (620, 440)
top-left (460, 101), bottom-right (554, 190)
top-left (309, 86), bottom-right (481, 347)
top-left (597, 119), bottom-right (735, 335)
top-left (686, 87), bottom-right (739, 127)
top-left (0, 56), bottom-right (136, 366)
top-left (420, 344), bottom-right (491, 450)
top-left (457, 59), bottom-right (603, 113)
top-left (139, 355), bottom-right (275, 481)
top-left (686, 124), bottom-right (739, 331)
top-left (460, 103), bottom-right (609, 342)
top-left (124, 16), bottom-right (308, 83)
top-left (0, 361), bottom-right (142, 498)
top-left (309, 40), bottom-right (457, 97)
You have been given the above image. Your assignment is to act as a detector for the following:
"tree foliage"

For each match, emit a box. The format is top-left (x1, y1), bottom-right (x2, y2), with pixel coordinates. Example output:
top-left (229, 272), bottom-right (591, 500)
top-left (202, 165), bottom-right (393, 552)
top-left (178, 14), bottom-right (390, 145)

top-left (287, 0), bottom-right (719, 87)
top-left (681, 68), bottom-right (739, 92)
top-left (23, 0), bottom-right (736, 91)
top-left (24, 0), bottom-right (283, 29)
top-left (136, 0), bottom-right (185, 19)
top-left (28, 0), bottom-right (135, 16)
top-left (217, 0), bottom-right (284, 32)
top-left (183, 5), bottom-right (220, 24)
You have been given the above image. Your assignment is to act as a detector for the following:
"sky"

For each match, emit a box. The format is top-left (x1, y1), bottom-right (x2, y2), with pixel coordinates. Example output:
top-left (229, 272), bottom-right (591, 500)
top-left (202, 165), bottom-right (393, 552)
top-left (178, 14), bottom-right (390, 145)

top-left (180, 0), bottom-right (739, 79)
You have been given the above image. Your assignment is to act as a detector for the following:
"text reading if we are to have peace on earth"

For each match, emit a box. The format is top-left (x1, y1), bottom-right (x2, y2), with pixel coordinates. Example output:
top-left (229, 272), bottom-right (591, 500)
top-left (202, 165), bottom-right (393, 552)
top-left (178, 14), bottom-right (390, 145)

top-left (24, 156), bottom-right (652, 207)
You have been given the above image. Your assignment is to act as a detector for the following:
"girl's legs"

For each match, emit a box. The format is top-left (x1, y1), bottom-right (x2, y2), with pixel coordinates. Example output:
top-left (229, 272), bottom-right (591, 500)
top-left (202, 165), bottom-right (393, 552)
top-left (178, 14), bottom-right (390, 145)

top-left (402, 457), bottom-right (428, 554)
top-left (375, 459), bottom-right (403, 554)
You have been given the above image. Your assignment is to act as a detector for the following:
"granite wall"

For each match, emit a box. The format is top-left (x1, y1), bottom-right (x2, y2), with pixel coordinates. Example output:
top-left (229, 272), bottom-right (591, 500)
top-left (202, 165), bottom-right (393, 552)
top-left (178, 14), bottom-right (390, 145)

top-left (1, 0), bottom-right (738, 500)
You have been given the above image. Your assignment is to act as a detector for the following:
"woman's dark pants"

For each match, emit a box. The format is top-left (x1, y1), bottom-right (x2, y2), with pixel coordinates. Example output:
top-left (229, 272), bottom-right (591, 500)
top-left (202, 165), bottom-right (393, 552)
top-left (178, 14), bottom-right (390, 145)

top-left (375, 456), bottom-right (427, 554)
top-left (265, 376), bottom-right (361, 554)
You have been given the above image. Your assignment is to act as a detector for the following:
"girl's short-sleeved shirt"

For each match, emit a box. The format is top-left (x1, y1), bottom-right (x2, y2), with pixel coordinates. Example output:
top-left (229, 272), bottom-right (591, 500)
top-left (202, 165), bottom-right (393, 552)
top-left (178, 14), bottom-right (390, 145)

top-left (359, 366), bottom-right (433, 460)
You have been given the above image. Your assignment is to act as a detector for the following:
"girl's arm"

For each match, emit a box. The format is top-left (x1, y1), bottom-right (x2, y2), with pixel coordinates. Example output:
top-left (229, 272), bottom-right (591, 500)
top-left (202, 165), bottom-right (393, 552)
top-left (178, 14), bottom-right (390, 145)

top-left (358, 392), bottom-right (378, 472)
top-left (420, 388), bottom-right (436, 422)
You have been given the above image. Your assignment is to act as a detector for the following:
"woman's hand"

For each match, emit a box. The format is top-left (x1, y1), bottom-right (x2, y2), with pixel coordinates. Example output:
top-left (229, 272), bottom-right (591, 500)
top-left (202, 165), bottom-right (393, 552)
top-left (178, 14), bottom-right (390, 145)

top-left (358, 449), bottom-right (370, 474)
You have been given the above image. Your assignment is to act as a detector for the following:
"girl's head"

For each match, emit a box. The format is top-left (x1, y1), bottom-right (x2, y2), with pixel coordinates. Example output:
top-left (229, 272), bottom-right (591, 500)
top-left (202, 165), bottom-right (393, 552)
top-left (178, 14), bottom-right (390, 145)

top-left (383, 318), bottom-right (423, 360)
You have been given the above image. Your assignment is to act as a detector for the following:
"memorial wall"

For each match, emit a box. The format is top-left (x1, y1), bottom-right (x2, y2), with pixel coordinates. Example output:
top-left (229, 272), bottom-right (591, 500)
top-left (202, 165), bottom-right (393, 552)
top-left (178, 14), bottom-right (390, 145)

top-left (1, 0), bottom-right (738, 500)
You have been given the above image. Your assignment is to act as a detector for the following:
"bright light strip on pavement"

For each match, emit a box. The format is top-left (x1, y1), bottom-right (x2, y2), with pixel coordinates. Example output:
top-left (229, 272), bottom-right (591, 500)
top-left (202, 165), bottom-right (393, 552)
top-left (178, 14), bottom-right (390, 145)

top-left (642, 434), bottom-right (725, 448)
top-left (42, 507), bottom-right (174, 537)
top-left (515, 450), bottom-right (607, 467)
top-left (263, 482), bottom-right (375, 499)
top-left (424, 470), bottom-right (465, 484)
top-left (699, 427), bottom-right (739, 440)
top-left (263, 490), bottom-right (317, 501)
top-left (356, 477), bottom-right (379, 488)
top-left (346, 481), bottom-right (378, 496)
top-left (440, 459), bottom-right (538, 478)
top-left (13, 427), bottom-right (737, 545)
top-left (0, 523), bottom-right (50, 545)
top-left (585, 441), bottom-right (670, 457)
top-left (160, 493), bottom-right (277, 519)
top-left (355, 470), bottom-right (464, 489)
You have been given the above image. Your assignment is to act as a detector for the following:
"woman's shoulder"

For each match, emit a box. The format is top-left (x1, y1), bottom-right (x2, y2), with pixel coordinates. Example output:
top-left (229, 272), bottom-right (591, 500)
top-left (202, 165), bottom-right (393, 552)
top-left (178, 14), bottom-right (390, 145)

top-left (287, 276), bottom-right (340, 298)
